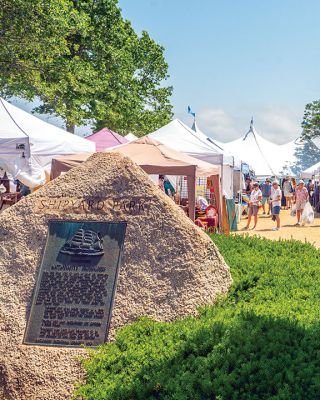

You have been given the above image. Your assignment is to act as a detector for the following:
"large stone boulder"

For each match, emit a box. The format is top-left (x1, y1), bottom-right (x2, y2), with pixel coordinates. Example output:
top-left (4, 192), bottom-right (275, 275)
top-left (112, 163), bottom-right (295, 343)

top-left (0, 152), bottom-right (231, 399)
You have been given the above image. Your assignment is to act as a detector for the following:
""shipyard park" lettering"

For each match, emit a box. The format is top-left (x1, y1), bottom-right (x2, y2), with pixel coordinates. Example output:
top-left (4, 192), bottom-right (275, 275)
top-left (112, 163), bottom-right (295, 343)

top-left (34, 196), bottom-right (153, 214)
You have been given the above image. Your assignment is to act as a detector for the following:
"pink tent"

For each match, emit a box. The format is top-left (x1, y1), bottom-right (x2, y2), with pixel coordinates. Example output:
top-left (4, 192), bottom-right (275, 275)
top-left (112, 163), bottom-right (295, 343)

top-left (85, 128), bottom-right (128, 151)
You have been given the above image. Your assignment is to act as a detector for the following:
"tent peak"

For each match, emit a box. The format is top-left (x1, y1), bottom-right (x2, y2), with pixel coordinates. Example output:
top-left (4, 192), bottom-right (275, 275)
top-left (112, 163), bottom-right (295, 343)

top-left (86, 127), bottom-right (127, 151)
top-left (133, 136), bottom-right (163, 146)
top-left (0, 97), bottom-right (29, 138)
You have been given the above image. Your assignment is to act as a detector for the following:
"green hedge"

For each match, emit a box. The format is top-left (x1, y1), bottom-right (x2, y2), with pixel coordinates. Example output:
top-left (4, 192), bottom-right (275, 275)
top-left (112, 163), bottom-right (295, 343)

top-left (74, 235), bottom-right (320, 400)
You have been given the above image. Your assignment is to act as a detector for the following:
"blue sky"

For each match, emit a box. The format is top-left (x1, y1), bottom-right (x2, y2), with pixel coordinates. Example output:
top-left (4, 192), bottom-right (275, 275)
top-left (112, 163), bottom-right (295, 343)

top-left (118, 0), bottom-right (320, 143)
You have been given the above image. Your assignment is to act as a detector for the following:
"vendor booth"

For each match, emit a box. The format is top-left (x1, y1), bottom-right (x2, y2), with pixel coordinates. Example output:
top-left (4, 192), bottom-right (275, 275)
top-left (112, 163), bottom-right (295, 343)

top-left (85, 127), bottom-right (128, 151)
top-left (51, 137), bottom-right (220, 222)
top-left (301, 161), bottom-right (320, 179)
top-left (0, 97), bottom-right (95, 189)
top-left (148, 119), bottom-right (236, 199)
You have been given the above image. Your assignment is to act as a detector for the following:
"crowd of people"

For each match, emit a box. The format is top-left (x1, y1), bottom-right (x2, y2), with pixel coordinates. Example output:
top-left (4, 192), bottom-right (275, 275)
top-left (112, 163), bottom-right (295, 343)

top-left (244, 177), bottom-right (312, 231)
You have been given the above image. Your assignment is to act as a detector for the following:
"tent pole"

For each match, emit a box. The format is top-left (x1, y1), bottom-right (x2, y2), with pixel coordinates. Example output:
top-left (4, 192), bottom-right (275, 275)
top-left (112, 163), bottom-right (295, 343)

top-left (187, 172), bottom-right (196, 222)
top-left (220, 161), bottom-right (224, 231)
top-left (239, 162), bottom-right (243, 224)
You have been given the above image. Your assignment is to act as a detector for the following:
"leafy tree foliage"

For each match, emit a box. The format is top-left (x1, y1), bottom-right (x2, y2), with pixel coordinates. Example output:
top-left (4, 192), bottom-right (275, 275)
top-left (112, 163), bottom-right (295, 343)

top-left (290, 140), bottom-right (320, 175)
top-left (301, 100), bottom-right (320, 140)
top-left (0, 0), bottom-right (71, 98)
top-left (75, 235), bottom-right (320, 400)
top-left (0, 0), bottom-right (172, 134)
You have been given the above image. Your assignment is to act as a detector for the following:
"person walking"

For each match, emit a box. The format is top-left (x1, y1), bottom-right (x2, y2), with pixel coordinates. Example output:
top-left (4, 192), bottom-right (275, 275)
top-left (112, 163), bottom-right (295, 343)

top-left (283, 176), bottom-right (293, 209)
top-left (260, 178), bottom-right (272, 215)
top-left (291, 177), bottom-right (296, 193)
top-left (270, 181), bottom-right (281, 231)
top-left (294, 180), bottom-right (309, 226)
top-left (245, 178), bottom-right (253, 195)
top-left (245, 182), bottom-right (262, 229)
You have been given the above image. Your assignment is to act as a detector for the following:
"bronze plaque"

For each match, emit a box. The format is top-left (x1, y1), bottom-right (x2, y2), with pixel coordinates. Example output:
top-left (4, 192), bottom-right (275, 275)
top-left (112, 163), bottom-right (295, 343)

top-left (24, 220), bottom-right (127, 348)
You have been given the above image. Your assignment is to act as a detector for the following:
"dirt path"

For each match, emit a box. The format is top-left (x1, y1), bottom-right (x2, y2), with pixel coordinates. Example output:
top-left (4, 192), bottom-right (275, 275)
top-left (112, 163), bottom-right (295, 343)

top-left (235, 208), bottom-right (320, 248)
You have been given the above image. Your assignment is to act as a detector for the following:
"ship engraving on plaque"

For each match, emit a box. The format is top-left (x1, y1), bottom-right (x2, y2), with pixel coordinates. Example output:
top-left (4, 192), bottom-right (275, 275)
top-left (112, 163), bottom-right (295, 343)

top-left (60, 229), bottom-right (104, 257)
top-left (24, 220), bottom-right (127, 348)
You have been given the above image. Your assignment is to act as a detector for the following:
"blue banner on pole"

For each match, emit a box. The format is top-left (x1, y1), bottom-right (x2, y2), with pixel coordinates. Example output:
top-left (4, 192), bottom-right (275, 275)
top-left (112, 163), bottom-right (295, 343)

top-left (187, 106), bottom-right (196, 118)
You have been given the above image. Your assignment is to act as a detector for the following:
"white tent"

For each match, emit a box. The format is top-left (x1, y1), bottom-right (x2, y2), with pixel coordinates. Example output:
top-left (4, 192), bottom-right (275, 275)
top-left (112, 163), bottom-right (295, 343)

top-left (0, 98), bottom-right (95, 187)
top-left (191, 120), bottom-right (246, 199)
top-left (222, 122), bottom-right (296, 177)
top-left (148, 119), bottom-right (235, 198)
top-left (125, 132), bottom-right (138, 142)
top-left (301, 161), bottom-right (320, 179)
top-left (150, 119), bottom-right (230, 164)
top-left (191, 120), bottom-right (224, 151)
top-left (312, 138), bottom-right (320, 149)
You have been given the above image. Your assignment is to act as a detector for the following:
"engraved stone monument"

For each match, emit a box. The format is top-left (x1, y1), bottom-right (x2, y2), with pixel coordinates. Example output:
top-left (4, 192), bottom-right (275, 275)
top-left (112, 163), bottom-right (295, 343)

top-left (0, 152), bottom-right (231, 399)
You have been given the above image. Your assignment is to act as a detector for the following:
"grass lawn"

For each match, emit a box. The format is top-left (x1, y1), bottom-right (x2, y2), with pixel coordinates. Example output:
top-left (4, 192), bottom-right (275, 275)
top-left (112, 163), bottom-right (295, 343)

top-left (74, 235), bottom-right (320, 400)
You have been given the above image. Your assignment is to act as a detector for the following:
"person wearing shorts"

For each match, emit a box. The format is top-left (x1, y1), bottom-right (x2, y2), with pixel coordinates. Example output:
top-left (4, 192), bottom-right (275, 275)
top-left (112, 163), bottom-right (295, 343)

top-left (245, 183), bottom-right (262, 230)
top-left (283, 176), bottom-right (293, 209)
top-left (270, 181), bottom-right (281, 231)
top-left (260, 178), bottom-right (272, 214)
top-left (294, 180), bottom-right (309, 225)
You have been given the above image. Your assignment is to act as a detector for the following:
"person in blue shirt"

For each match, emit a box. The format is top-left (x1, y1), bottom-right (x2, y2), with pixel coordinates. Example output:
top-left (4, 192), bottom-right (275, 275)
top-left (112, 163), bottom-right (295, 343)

top-left (260, 178), bottom-right (272, 215)
top-left (163, 178), bottom-right (176, 197)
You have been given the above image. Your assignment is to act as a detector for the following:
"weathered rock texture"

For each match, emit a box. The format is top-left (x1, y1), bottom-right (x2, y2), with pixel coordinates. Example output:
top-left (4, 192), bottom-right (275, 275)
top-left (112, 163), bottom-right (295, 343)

top-left (0, 152), bottom-right (232, 399)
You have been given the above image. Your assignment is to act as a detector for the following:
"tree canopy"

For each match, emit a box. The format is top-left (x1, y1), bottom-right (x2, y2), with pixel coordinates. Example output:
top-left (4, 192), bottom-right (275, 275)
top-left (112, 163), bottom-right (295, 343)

top-left (301, 100), bottom-right (320, 140)
top-left (0, 0), bottom-right (173, 135)
top-left (290, 140), bottom-right (320, 176)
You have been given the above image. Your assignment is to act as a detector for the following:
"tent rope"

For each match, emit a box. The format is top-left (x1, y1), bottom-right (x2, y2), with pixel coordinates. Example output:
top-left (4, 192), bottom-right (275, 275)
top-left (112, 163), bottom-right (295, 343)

top-left (244, 126), bottom-right (276, 176)
top-left (252, 132), bottom-right (276, 176)
top-left (0, 97), bottom-right (29, 137)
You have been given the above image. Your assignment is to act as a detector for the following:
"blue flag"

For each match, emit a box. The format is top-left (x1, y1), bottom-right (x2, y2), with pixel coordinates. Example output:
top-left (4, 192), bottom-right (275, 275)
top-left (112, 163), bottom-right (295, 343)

top-left (187, 106), bottom-right (196, 118)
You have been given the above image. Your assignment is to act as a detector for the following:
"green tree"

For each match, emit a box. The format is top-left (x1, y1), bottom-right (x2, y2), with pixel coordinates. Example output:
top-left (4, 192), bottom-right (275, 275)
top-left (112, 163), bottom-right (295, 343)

top-left (0, 0), bottom-right (172, 135)
top-left (290, 140), bottom-right (320, 176)
top-left (301, 100), bottom-right (320, 140)
top-left (0, 0), bottom-right (71, 98)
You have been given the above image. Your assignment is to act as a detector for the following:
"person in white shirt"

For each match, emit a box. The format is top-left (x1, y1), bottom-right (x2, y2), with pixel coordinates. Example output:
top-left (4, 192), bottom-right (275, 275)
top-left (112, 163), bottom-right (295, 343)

top-left (245, 182), bottom-right (262, 229)
top-left (270, 181), bottom-right (281, 231)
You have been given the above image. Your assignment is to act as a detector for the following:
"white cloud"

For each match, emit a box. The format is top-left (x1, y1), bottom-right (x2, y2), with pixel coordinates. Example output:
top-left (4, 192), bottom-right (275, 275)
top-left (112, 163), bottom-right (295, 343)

top-left (178, 108), bottom-right (241, 142)
top-left (255, 108), bottom-right (302, 144)
top-left (197, 109), bottom-right (239, 141)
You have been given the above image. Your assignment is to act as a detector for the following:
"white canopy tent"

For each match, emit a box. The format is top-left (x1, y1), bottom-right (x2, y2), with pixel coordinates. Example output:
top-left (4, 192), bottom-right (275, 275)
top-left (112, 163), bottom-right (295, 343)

top-left (148, 119), bottom-right (235, 198)
top-left (125, 132), bottom-right (138, 142)
top-left (0, 98), bottom-right (95, 187)
top-left (312, 138), bottom-right (320, 149)
top-left (190, 121), bottom-right (236, 164)
top-left (191, 120), bottom-right (248, 201)
top-left (221, 122), bottom-right (297, 178)
top-left (191, 120), bottom-right (244, 198)
top-left (301, 161), bottom-right (320, 179)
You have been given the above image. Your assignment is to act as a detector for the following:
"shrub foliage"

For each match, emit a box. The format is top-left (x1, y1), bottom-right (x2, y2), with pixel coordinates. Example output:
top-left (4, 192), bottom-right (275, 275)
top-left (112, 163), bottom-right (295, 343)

top-left (74, 235), bottom-right (320, 400)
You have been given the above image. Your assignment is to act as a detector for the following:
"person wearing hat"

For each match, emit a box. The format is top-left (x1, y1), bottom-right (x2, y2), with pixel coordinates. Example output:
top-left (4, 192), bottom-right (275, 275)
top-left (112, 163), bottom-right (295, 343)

top-left (294, 180), bottom-right (309, 226)
top-left (270, 180), bottom-right (281, 230)
top-left (260, 178), bottom-right (272, 215)
top-left (245, 182), bottom-right (262, 230)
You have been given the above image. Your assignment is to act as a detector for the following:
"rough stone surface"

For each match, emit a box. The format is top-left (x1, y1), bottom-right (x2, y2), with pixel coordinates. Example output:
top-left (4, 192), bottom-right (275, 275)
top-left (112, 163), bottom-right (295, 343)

top-left (0, 152), bottom-right (232, 399)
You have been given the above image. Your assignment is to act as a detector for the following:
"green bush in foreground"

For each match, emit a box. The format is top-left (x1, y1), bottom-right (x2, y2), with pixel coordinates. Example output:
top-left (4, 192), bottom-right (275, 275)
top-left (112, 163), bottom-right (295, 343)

top-left (74, 235), bottom-right (320, 400)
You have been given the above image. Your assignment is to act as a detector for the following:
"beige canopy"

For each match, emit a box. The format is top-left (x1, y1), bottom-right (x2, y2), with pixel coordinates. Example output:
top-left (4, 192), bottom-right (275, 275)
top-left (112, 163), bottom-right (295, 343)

top-left (51, 137), bottom-right (220, 220)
